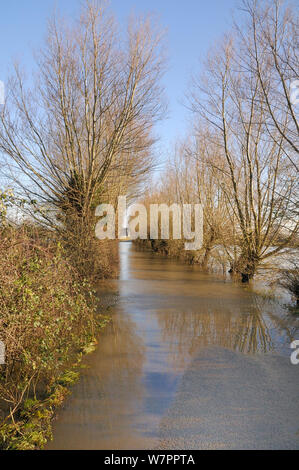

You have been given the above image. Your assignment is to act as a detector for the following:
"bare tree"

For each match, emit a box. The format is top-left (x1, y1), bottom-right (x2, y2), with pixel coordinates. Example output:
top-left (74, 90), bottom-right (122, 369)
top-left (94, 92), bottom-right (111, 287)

top-left (0, 1), bottom-right (165, 244)
top-left (236, 0), bottom-right (299, 170)
top-left (189, 30), bottom-right (298, 281)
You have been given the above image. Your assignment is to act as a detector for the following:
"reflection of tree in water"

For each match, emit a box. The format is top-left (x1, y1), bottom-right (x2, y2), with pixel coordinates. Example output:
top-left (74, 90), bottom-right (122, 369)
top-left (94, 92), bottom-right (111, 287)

top-left (48, 303), bottom-right (147, 449)
top-left (233, 299), bottom-right (273, 354)
top-left (267, 304), bottom-right (299, 344)
top-left (97, 288), bottom-right (146, 386)
top-left (156, 294), bottom-right (298, 366)
top-left (94, 308), bottom-right (146, 399)
top-left (75, 307), bottom-right (146, 437)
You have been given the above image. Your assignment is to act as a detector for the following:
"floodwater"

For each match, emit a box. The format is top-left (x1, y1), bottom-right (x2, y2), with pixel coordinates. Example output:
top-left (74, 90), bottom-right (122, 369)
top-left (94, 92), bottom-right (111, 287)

top-left (48, 242), bottom-right (299, 450)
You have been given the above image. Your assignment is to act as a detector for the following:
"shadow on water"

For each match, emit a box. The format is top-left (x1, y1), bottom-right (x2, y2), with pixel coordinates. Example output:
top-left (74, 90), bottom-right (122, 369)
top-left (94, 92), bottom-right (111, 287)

top-left (48, 242), bottom-right (299, 450)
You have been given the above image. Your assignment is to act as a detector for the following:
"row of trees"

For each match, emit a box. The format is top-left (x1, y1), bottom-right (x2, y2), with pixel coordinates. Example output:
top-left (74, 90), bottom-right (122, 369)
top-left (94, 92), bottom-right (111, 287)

top-left (141, 0), bottom-right (298, 283)
top-left (0, 1), bottom-right (165, 277)
top-left (0, 0), bottom-right (297, 283)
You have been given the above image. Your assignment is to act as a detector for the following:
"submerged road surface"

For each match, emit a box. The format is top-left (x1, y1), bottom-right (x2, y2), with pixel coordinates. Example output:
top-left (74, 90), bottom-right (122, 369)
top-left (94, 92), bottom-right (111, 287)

top-left (48, 242), bottom-right (299, 450)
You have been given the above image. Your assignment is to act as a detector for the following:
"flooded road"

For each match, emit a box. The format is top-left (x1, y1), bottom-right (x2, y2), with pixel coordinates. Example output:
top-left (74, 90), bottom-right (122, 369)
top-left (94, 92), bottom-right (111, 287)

top-left (48, 242), bottom-right (299, 450)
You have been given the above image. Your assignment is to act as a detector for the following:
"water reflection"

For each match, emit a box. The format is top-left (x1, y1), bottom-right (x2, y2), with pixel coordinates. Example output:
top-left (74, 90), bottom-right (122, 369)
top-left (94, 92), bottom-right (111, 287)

top-left (48, 303), bottom-right (147, 449)
top-left (48, 242), bottom-right (299, 450)
top-left (156, 294), bottom-right (299, 365)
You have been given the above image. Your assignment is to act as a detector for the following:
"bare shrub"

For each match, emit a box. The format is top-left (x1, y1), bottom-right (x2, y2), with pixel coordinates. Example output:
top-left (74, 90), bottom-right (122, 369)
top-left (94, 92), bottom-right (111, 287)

top-left (277, 262), bottom-right (299, 305)
top-left (0, 225), bottom-right (106, 447)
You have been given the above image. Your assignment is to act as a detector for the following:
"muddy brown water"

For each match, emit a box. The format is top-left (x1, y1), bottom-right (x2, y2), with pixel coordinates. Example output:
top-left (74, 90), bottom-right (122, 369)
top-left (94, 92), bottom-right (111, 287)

top-left (47, 242), bottom-right (299, 450)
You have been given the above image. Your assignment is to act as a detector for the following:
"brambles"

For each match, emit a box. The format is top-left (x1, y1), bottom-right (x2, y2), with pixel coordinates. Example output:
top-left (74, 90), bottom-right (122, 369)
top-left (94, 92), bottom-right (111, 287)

top-left (0, 225), bottom-right (109, 449)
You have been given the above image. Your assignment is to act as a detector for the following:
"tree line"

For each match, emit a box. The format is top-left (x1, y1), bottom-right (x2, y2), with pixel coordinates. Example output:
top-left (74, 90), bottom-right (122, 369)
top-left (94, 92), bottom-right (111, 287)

top-left (140, 0), bottom-right (298, 286)
top-left (0, 0), bottom-right (298, 284)
top-left (0, 0), bottom-right (165, 278)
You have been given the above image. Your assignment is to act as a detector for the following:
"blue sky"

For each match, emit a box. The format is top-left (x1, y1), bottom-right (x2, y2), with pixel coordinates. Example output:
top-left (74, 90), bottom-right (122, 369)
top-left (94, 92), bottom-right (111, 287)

top-left (0, 0), bottom-right (239, 156)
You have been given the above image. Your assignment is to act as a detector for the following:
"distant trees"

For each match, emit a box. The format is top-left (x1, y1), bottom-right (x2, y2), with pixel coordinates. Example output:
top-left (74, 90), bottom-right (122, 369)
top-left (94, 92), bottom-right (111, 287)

top-left (182, 132), bottom-right (233, 270)
top-left (138, 137), bottom-right (231, 267)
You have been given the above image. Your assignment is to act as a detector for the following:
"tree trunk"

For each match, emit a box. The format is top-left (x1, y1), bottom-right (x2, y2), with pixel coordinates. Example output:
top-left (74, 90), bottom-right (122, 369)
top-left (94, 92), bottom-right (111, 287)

top-left (201, 246), bottom-right (211, 270)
